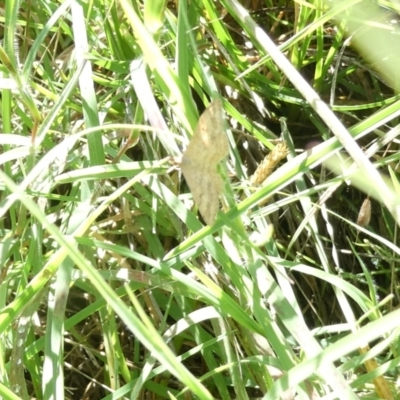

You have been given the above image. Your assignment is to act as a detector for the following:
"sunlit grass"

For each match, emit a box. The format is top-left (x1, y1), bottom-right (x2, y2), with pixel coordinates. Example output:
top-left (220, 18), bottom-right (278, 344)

top-left (0, 0), bottom-right (399, 399)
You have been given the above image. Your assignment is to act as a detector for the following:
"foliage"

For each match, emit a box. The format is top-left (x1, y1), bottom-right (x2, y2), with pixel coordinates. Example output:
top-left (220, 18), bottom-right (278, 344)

top-left (0, 0), bottom-right (400, 399)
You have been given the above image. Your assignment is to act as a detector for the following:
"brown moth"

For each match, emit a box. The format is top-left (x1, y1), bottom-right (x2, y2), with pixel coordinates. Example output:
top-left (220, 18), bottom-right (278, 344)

top-left (357, 197), bottom-right (371, 227)
top-left (181, 99), bottom-right (229, 225)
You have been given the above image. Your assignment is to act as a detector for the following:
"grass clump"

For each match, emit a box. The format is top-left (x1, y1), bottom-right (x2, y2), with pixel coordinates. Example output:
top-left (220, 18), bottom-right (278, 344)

top-left (0, 0), bottom-right (400, 399)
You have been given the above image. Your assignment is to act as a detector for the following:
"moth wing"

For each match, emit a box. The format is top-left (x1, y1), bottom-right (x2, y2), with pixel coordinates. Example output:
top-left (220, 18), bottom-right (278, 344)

top-left (183, 99), bottom-right (229, 165)
top-left (181, 162), bottom-right (223, 225)
top-left (181, 99), bottom-right (228, 225)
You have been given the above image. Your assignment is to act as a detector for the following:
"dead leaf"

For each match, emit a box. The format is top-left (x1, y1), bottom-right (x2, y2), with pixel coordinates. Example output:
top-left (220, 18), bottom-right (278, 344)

top-left (181, 99), bottom-right (229, 225)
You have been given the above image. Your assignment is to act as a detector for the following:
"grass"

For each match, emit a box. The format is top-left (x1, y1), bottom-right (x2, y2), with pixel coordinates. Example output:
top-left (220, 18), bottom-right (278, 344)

top-left (1, 0), bottom-right (400, 399)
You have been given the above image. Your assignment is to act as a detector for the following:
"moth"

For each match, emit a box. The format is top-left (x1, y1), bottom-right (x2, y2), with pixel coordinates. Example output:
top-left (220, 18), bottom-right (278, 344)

top-left (357, 197), bottom-right (371, 227)
top-left (181, 99), bottom-right (229, 225)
